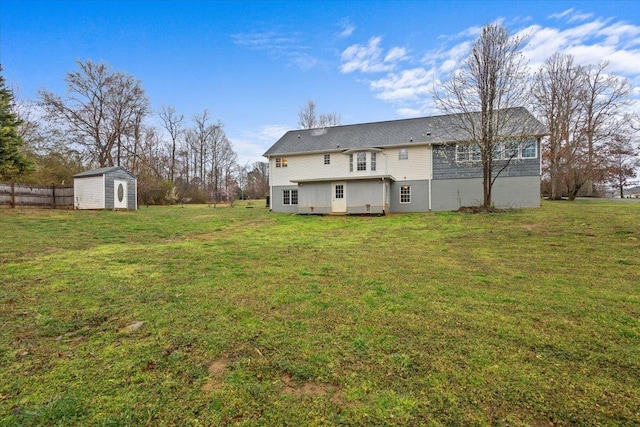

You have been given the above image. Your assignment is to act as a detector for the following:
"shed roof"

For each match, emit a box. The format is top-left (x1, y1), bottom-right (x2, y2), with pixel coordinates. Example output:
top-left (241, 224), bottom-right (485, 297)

top-left (263, 107), bottom-right (547, 157)
top-left (73, 166), bottom-right (136, 179)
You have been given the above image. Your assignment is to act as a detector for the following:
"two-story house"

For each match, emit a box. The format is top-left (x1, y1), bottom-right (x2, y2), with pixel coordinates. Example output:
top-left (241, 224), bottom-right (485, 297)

top-left (264, 107), bottom-right (547, 214)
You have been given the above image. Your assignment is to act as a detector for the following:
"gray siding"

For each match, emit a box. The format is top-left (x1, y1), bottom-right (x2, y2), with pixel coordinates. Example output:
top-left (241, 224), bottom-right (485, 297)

top-left (345, 180), bottom-right (385, 214)
top-left (104, 169), bottom-right (137, 210)
top-left (273, 181), bottom-right (386, 214)
top-left (271, 185), bottom-right (299, 213)
top-left (273, 176), bottom-right (539, 213)
top-left (389, 180), bottom-right (431, 212)
top-left (431, 176), bottom-right (540, 211)
top-left (433, 140), bottom-right (540, 180)
top-left (298, 182), bottom-right (332, 214)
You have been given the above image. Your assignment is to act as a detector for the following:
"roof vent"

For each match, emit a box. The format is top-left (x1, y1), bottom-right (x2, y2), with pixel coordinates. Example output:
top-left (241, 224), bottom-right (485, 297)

top-left (297, 134), bottom-right (300, 139)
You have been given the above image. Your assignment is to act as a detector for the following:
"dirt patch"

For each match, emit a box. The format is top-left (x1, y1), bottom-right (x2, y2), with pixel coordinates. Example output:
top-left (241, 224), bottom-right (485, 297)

top-left (201, 356), bottom-right (231, 391)
top-left (208, 357), bottom-right (230, 375)
top-left (280, 374), bottom-right (346, 405)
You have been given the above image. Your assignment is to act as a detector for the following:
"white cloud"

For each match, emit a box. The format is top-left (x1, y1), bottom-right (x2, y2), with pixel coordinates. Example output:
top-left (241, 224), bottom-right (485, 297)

top-left (336, 19), bottom-right (355, 38)
top-left (231, 137), bottom-right (269, 165)
top-left (232, 124), bottom-right (292, 165)
top-left (548, 9), bottom-right (574, 20)
top-left (257, 124), bottom-right (291, 141)
top-left (384, 47), bottom-right (408, 63)
top-left (549, 8), bottom-right (594, 23)
top-left (369, 68), bottom-right (435, 102)
top-left (231, 30), bottom-right (320, 71)
top-left (342, 12), bottom-right (640, 115)
top-left (440, 59), bottom-right (457, 73)
top-left (422, 41), bottom-right (471, 69)
top-left (521, 19), bottom-right (640, 77)
top-left (340, 37), bottom-right (408, 73)
top-left (290, 53), bottom-right (320, 72)
top-left (231, 31), bottom-right (296, 49)
top-left (395, 107), bottom-right (423, 117)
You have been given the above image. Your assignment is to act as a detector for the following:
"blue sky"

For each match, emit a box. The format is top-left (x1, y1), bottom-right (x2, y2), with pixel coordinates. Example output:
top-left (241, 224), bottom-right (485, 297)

top-left (1, 0), bottom-right (639, 165)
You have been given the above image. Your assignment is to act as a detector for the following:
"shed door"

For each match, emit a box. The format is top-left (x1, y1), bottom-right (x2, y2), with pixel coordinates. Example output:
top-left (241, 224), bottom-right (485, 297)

top-left (114, 179), bottom-right (128, 209)
top-left (331, 182), bottom-right (346, 213)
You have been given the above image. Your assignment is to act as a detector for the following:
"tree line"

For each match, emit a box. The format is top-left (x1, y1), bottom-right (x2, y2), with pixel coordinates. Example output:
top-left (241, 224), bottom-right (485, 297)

top-left (1, 61), bottom-right (269, 205)
top-left (2, 27), bottom-right (639, 207)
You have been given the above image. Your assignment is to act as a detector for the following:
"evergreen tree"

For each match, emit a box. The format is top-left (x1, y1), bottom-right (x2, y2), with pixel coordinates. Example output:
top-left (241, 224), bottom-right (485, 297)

top-left (0, 66), bottom-right (31, 180)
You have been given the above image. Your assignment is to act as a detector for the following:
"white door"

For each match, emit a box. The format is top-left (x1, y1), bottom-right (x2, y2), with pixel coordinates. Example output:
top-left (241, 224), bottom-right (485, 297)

top-left (114, 179), bottom-right (128, 209)
top-left (331, 182), bottom-right (346, 213)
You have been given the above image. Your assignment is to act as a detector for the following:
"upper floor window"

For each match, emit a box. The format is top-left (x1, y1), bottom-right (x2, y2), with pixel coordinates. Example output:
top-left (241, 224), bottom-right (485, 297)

top-left (492, 143), bottom-right (503, 161)
top-left (503, 141), bottom-right (518, 159)
top-left (470, 144), bottom-right (481, 161)
top-left (275, 157), bottom-right (288, 168)
top-left (456, 144), bottom-right (469, 162)
top-left (521, 140), bottom-right (536, 159)
top-left (357, 152), bottom-right (367, 171)
top-left (458, 141), bottom-right (536, 162)
top-left (398, 149), bottom-right (408, 160)
top-left (457, 144), bottom-right (480, 161)
top-left (349, 151), bottom-right (379, 172)
top-left (324, 154), bottom-right (331, 165)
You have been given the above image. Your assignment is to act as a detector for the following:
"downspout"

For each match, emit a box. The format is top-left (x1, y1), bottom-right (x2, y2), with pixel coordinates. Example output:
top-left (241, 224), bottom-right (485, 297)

top-left (382, 152), bottom-right (389, 212)
top-left (268, 156), bottom-right (273, 210)
top-left (381, 177), bottom-right (385, 212)
top-left (428, 145), bottom-right (433, 211)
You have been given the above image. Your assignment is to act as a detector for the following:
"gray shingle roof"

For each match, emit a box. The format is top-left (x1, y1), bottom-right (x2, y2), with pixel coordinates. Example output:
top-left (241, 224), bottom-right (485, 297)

top-left (73, 166), bottom-right (136, 178)
top-left (263, 107), bottom-right (547, 157)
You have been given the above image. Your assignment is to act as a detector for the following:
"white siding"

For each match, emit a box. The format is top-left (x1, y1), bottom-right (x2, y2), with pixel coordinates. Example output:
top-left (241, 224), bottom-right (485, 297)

top-left (270, 153), bottom-right (350, 186)
top-left (386, 145), bottom-right (432, 181)
top-left (269, 145), bottom-right (432, 185)
top-left (74, 176), bottom-right (105, 209)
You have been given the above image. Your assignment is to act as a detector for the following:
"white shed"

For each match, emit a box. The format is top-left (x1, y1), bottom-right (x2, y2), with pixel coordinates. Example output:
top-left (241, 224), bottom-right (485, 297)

top-left (73, 166), bottom-right (137, 210)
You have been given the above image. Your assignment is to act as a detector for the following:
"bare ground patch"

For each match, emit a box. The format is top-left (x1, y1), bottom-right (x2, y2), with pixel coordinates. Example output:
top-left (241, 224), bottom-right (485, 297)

top-left (280, 374), bottom-right (346, 405)
top-left (201, 356), bottom-right (231, 391)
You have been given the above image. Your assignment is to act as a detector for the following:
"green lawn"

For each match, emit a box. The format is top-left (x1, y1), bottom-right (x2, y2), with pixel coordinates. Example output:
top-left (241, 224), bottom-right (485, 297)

top-left (1, 200), bottom-right (639, 426)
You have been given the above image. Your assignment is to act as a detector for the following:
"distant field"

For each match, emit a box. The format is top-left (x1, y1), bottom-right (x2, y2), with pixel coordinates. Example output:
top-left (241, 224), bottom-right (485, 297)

top-left (1, 200), bottom-right (639, 426)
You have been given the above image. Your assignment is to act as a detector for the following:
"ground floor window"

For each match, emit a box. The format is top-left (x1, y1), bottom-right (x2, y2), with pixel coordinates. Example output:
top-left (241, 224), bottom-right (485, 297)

top-left (400, 185), bottom-right (411, 203)
top-left (283, 189), bottom-right (298, 205)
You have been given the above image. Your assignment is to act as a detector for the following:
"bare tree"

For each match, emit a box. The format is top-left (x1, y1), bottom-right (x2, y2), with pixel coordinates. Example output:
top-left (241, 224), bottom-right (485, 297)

top-left (578, 62), bottom-right (632, 196)
top-left (297, 100), bottom-right (341, 129)
top-left (246, 161), bottom-right (269, 199)
top-left (532, 53), bottom-right (584, 200)
top-left (206, 123), bottom-right (227, 201)
top-left (190, 110), bottom-right (219, 190)
top-left (534, 57), bottom-right (634, 200)
top-left (433, 24), bottom-right (534, 209)
top-left (39, 60), bottom-right (149, 168)
top-left (604, 123), bottom-right (640, 198)
top-left (159, 105), bottom-right (184, 183)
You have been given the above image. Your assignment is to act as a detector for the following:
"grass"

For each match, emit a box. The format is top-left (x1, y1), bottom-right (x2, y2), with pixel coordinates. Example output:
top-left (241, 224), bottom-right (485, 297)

top-left (1, 200), bottom-right (639, 426)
